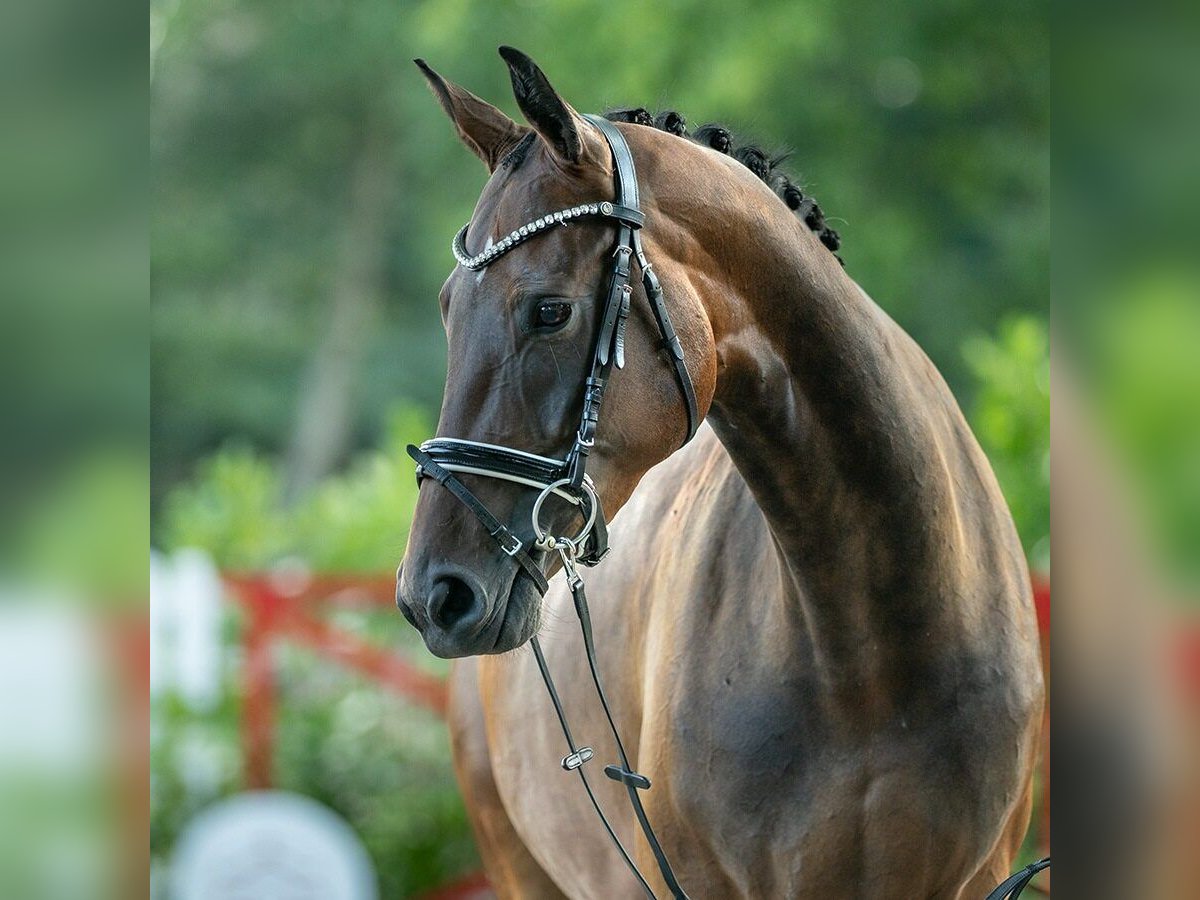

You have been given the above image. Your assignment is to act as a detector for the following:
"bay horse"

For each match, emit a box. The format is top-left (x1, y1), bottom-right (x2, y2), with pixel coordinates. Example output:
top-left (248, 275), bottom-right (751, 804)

top-left (396, 47), bottom-right (1043, 899)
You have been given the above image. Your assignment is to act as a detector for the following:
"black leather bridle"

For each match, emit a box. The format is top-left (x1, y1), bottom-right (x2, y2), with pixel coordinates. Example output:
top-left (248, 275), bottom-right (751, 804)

top-left (408, 115), bottom-right (697, 898)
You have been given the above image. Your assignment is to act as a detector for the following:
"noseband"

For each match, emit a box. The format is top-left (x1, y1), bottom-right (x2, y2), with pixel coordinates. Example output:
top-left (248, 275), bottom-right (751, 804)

top-left (408, 115), bottom-right (697, 898)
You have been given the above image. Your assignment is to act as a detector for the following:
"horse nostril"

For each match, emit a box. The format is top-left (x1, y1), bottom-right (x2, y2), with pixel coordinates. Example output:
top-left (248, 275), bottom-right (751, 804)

top-left (428, 575), bottom-right (484, 632)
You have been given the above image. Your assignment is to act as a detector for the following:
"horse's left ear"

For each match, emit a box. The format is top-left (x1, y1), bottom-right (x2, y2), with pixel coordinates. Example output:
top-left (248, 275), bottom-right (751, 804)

top-left (498, 46), bottom-right (597, 166)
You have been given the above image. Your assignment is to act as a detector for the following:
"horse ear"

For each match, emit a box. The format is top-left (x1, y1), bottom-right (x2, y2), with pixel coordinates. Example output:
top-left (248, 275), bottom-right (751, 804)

top-left (498, 46), bottom-right (591, 165)
top-left (415, 59), bottom-right (528, 172)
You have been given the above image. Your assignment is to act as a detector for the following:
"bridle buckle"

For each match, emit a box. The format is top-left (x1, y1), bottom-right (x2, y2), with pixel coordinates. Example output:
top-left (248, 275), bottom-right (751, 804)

top-left (498, 530), bottom-right (523, 557)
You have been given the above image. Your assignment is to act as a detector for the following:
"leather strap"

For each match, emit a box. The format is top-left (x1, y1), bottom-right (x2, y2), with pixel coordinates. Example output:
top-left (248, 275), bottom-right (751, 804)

top-left (530, 635), bottom-right (658, 899)
top-left (565, 115), bottom-right (642, 497)
top-left (587, 115), bottom-right (699, 447)
top-left (570, 579), bottom-right (690, 898)
top-left (634, 230), bottom-right (700, 443)
top-left (587, 114), bottom-right (640, 209)
top-left (604, 203), bottom-right (645, 228)
top-left (407, 444), bottom-right (549, 595)
top-left (417, 438), bottom-right (610, 566)
top-left (531, 576), bottom-right (691, 900)
top-left (983, 857), bottom-right (1049, 900)
top-left (421, 438), bottom-right (571, 488)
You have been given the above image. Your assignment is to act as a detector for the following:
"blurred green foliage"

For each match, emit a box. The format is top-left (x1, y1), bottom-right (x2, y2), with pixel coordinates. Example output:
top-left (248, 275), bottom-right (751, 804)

top-left (1055, 0), bottom-right (1200, 595)
top-left (1088, 274), bottom-right (1200, 590)
top-left (964, 315), bottom-right (1050, 570)
top-left (9, 449), bottom-right (148, 603)
top-left (151, 0), bottom-right (1048, 503)
top-left (163, 408), bottom-right (426, 572)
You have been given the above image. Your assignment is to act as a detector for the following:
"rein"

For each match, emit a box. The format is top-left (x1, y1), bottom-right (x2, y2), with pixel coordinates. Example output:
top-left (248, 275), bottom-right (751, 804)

top-left (409, 114), bottom-right (695, 899)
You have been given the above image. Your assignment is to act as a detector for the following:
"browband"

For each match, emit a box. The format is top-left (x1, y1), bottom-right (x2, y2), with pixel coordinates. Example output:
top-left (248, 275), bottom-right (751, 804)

top-left (452, 201), bottom-right (645, 271)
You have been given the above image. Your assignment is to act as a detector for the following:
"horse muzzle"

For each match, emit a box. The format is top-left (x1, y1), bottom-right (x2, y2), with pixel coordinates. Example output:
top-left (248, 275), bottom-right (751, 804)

top-left (396, 558), bottom-right (543, 658)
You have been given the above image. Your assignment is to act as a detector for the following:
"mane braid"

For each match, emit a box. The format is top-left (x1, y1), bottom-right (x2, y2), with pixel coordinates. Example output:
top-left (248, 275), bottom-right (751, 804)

top-left (605, 108), bottom-right (844, 265)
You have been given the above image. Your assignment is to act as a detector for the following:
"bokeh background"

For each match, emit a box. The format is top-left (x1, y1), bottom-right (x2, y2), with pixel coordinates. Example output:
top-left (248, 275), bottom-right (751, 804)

top-left (147, 1), bottom-right (1054, 896)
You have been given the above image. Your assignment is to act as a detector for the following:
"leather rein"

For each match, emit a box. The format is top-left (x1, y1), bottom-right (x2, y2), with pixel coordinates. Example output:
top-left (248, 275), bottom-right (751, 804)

top-left (408, 114), bottom-right (696, 899)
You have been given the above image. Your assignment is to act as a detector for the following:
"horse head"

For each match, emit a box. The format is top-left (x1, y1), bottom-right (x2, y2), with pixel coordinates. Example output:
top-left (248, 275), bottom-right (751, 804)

top-left (396, 48), bottom-right (715, 657)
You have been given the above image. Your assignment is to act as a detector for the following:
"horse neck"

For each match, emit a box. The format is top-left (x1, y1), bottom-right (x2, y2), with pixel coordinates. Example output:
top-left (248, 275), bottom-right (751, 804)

top-left (664, 164), bottom-right (1011, 697)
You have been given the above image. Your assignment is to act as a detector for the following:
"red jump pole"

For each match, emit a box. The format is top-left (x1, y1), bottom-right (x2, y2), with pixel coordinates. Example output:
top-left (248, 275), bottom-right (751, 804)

top-left (240, 579), bottom-right (280, 790)
top-left (1032, 573), bottom-right (1051, 860)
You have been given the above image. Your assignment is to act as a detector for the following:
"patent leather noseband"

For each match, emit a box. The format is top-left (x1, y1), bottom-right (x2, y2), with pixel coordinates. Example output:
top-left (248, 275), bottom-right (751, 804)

top-left (408, 115), bottom-right (696, 898)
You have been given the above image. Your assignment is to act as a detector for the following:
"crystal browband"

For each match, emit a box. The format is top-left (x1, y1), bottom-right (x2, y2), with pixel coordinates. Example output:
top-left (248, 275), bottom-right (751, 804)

top-left (451, 200), bottom-right (645, 271)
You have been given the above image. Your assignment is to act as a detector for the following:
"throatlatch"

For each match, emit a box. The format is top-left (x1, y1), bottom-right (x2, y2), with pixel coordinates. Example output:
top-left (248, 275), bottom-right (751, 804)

top-left (410, 114), bottom-right (695, 898)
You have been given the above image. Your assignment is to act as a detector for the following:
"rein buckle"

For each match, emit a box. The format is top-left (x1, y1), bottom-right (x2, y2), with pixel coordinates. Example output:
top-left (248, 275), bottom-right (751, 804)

top-left (561, 747), bottom-right (594, 771)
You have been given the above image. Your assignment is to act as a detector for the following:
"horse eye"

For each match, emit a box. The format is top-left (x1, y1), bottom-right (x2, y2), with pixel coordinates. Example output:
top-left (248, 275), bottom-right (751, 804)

top-left (533, 301), bottom-right (571, 330)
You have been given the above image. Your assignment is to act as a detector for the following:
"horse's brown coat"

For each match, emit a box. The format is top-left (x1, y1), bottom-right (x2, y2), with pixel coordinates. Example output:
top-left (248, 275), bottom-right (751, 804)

top-left (398, 49), bottom-right (1043, 899)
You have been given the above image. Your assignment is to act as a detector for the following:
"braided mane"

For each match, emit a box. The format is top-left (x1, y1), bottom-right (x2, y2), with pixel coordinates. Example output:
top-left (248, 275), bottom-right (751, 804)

top-left (604, 107), bottom-right (843, 265)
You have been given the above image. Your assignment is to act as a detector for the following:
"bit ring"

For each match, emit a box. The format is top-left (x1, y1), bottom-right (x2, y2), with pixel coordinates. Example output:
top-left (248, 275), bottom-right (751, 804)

top-left (532, 478), bottom-right (598, 550)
